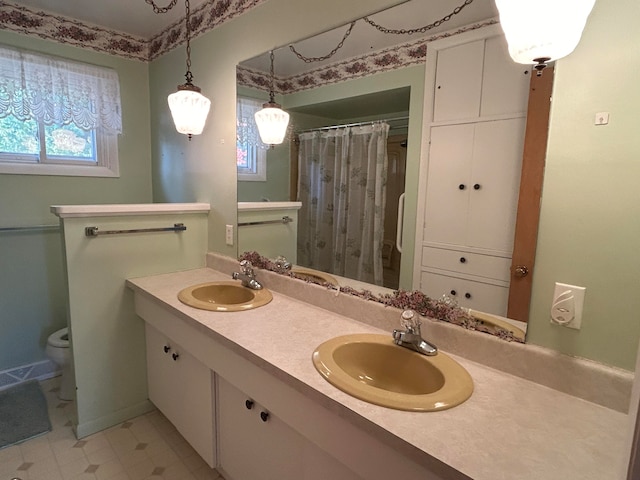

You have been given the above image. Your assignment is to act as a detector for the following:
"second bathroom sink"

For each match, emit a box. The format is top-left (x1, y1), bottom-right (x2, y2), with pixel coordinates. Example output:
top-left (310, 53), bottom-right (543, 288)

top-left (178, 281), bottom-right (272, 312)
top-left (312, 333), bottom-right (473, 411)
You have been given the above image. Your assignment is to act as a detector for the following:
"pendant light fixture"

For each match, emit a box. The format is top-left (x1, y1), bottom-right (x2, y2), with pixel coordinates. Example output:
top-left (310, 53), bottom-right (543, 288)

top-left (495, 0), bottom-right (596, 75)
top-left (166, 0), bottom-right (211, 139)
top-left (254, 50), bottom-right (290, 145)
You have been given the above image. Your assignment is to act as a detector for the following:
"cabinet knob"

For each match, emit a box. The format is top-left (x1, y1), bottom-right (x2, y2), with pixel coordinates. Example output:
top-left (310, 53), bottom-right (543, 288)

top-left (260, 411), bottom-right (270, 422)
top-left (473, 183), bottom-right (481, 190)
top-left (163, 345), bottom-right (170, 353)
top-left (450, 290), bottom-right (457, 296)
top-left (465, 293), bottom-right (472, 299)
top-left (459, 257), bottom-right (466, 263)
top-left (171, 352), bottom-right (179, 361)
top-left (514, 265), bottom-right (529, 278)
top-left (458, 184), bottom-right (466, 190)
top-left (245, 399), bottom-right (254, 410)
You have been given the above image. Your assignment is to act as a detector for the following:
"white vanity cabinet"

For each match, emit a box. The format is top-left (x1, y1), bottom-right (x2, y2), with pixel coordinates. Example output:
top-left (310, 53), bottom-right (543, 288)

top-left (414, 26), bottom-right (529, 316)
top-left (218, 375), bottom-right (305, 480)
top-left (134, 292), bottom-right (450, 480)
top-left (144, 323), bottom-right (215, 467)
top-left (217, 376), bottom-right (364, 480)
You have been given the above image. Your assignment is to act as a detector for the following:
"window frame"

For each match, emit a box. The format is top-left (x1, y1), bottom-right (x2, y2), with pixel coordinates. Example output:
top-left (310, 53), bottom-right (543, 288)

top-left (237, 96), bottom-right (267, 182)
top-left (0, 45), bottom-right (121, 177)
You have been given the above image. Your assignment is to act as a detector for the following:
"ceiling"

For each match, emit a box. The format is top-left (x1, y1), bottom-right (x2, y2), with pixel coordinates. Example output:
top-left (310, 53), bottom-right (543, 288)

top-left (241, 0), bottom-right (498, 76)
top-left (8, 0), bottom-right (210, 38)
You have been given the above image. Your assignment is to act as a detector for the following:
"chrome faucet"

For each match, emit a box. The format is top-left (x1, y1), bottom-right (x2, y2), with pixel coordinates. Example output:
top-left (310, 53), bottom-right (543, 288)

top-left (232, 260), bottom-right (263, 290)
top-left (392, 310), bottom-right (438, 356)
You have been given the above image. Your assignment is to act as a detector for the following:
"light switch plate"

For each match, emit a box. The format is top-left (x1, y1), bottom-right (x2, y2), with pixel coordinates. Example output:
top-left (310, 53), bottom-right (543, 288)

top-left (225, 224), bottom-right (234, 246)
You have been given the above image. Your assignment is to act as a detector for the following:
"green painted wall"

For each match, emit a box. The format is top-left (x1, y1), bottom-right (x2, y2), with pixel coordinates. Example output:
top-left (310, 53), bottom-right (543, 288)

top-left (525, 0), bottom-right (640, 370)
top-left (0, 31), bottom-right (153, 372)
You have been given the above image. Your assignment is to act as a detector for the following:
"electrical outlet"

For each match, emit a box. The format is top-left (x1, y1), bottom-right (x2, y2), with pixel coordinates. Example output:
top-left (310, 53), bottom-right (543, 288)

top-left (225, 224), bottom-right (234, 246)
top-left (550, 282), bottom-right (586, 330)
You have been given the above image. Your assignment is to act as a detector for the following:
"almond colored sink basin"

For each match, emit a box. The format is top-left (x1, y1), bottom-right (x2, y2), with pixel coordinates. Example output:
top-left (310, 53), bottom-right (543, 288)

top-left (312, 334), bottom-right (473, 411)
top-left (177, 281), bottom-right (272, 312)
top-left (470, 309), bottom-right (526, 341)
top-left (291, 267), bottom-right (339, 286)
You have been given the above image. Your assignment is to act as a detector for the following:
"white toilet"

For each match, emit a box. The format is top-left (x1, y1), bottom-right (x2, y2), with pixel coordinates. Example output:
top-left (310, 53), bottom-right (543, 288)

top-left (46, 327), bottom-right (75, 400)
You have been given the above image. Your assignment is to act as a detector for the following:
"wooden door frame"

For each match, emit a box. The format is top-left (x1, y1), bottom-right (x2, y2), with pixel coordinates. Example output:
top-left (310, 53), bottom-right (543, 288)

top-left (507, 67), bottom-right (554, 322)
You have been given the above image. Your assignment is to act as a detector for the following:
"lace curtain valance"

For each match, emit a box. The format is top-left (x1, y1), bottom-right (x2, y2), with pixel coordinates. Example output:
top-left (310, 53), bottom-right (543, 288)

top-left (0, 45), bottom-right (122, 133)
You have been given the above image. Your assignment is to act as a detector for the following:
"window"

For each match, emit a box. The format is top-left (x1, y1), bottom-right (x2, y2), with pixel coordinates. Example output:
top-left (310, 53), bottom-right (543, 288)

top-left (236, 97), bottom-right (266, 181)
top-left (0, 45), bottom-right (122, 177)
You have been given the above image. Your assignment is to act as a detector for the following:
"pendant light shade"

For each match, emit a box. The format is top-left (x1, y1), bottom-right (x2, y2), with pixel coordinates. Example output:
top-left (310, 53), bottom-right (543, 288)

top-left (166, 0), bottom-right (210, 140)
top-left (255, 102), bottom-right (290, 145)
top-left (495, 0), bottom-right (595, 73)
top-left (254, 50), bottom-right (289, 145)
top-left (168, 85), bottom-right (211, 137)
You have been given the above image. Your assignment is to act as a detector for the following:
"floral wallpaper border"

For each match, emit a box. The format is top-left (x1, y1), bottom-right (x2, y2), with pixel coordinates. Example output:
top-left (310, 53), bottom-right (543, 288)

top-left (0, 0), bottom-right (266, 62)
top-left (237, 20), bottom-right (498, 95)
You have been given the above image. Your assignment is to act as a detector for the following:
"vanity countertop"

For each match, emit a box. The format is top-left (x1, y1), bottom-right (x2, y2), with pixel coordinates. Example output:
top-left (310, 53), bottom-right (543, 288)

top-left (127, 267), bottom-right (628, 480)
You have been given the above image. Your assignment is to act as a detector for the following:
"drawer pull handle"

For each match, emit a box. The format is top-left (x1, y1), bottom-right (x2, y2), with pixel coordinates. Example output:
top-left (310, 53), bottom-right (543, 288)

top-left (459, 257), bottom-right (466, 263)
top-left (171, 352), bottom-right (179, 361)
top-left (465, 293), bottom-right (472, 299)
top-left (245, 399), bottom-right (254, 410)
top-left (458, 184), bottom-right (466, 190)
top-left (260, 411), bottom-right (270, 422)
top-left (450, 290), bottom-right (457, 296)
top-left (473, 183), bottom-right (481, 190)
top-left (163, 345), bottom-right (170, 353)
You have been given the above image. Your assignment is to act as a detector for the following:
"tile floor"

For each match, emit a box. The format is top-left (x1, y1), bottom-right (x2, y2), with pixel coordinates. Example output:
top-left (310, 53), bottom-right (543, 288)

top-left (0, 377), bottom-right (224, 480)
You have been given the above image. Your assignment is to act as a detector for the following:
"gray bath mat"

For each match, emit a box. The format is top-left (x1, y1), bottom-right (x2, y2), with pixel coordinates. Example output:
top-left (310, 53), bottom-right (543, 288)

top-left (0, 380), bottom-right (51, 449)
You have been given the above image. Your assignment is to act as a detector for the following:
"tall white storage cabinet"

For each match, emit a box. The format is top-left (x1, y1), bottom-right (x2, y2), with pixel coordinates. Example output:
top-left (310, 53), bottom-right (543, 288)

top-left (414, 25), bottom-right (529, 315)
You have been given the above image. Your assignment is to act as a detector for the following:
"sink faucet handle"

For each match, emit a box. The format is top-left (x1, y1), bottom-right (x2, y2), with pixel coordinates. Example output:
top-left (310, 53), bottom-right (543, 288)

top-left (239, 260), bottom-right (254, 276)
top-left (401, 309), bottom-right (421, 333)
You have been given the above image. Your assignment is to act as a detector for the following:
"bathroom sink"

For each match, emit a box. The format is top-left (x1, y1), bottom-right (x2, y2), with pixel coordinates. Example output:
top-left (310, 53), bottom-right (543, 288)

top-left (177, 281), bottom-right (272, 312)
top-left (470, 310), bottom-right (526, 341)
top-left (291, 267), bottom-right (339, 286)
top-left (312, 334), bottom-right (473, 411)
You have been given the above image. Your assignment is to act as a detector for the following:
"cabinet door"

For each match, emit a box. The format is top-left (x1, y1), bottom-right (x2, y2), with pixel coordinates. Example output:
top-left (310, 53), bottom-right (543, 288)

top-left (218, 376), bottom-right (304, 480)
top-left (433, 40), bottom-right (484, 122)
top-left (424, 123), bottom-right (474, 246)
top-left (480, 35), bottom-right (530, 117)
top-left (420, 271), bottom-right (508, 315)
top-left (468, 118), bottom-right (525, 252)
top-left (145, 324), bottom-right (215, 467)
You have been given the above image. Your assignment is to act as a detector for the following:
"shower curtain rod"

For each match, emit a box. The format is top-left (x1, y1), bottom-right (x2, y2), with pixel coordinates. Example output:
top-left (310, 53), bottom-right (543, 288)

top-left (296, 115), bottom-right (409, 134)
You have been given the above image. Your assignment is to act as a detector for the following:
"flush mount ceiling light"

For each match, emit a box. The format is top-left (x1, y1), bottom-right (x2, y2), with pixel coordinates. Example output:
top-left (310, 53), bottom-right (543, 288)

top-left (495, 0), bottom-right (596, 75)
top-left (148, 0), bottom-right (211, 140)
top-left (254, 50), bottom-right (290, 145)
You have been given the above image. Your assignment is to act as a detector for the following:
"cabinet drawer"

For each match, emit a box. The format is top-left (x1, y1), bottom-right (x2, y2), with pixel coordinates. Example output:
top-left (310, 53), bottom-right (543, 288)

top-left (420, 271), bottom-right (508, 316)
top-left (422, 246), bottom-right (511, 282)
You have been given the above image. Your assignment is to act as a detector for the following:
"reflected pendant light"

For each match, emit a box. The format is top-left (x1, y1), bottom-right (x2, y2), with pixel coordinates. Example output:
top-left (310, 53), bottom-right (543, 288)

top-left (167, 0), bottom-right (211, 140)
top-left (254, 50), bottom-right (290, 145)
top-left (495, 0), bottom-right (596, 75)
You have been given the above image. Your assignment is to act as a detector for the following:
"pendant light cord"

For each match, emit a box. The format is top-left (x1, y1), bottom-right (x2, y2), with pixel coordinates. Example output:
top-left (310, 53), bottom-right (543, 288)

top-left (145, 0), bottom-right (178, 14)
top-left (268, 50), bottom-right (276, 103)
top-left (363, 0), bottom-right (474, 35)
top-left (289, 0), bottom-right (474, 63)
top-left (184, 0), bottom-right (194, 85)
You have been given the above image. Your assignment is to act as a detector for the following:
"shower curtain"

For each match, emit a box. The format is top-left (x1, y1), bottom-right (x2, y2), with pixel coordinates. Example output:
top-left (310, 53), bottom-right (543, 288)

top-left (297, 122), bottom-right (390, 285)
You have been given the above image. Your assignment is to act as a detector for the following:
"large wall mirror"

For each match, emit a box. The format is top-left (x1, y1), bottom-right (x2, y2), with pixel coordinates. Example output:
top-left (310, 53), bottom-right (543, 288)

top-left (235, 0), bottom-right (640, 370)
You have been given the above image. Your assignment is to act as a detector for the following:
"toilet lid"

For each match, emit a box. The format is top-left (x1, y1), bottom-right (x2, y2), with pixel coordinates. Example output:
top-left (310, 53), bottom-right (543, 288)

top-left (48, 327), bottom-right (70, 348)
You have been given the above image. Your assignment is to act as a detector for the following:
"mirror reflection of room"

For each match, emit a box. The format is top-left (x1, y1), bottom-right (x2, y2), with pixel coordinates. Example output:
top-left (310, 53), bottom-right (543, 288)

top-left (236, 0), bottom-right (532, 322)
